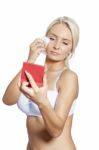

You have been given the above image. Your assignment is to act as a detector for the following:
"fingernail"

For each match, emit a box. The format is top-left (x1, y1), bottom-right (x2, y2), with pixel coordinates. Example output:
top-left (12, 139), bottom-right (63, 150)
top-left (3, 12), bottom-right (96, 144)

top-left (25, 70), bottom-right (29, 75)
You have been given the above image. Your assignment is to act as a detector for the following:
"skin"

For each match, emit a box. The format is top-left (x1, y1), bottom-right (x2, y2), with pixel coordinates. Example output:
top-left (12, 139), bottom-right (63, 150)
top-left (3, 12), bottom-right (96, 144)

top-left (3, 23), bottom-right (79, 150)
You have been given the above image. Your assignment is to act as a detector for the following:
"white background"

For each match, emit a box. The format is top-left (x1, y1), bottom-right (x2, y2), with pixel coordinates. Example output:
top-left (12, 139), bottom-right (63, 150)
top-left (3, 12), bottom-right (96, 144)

top-left (0, 0), bottom-right (99, 149)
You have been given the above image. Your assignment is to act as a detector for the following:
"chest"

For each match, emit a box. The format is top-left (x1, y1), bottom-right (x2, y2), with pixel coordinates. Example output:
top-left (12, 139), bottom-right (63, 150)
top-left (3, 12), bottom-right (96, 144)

top-left (46, 72), bottom-right (60, 90)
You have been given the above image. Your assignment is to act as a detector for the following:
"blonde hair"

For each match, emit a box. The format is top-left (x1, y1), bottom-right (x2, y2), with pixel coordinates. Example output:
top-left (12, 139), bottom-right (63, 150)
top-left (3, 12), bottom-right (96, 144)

top-left (45, 16), bottom-right (80, 65)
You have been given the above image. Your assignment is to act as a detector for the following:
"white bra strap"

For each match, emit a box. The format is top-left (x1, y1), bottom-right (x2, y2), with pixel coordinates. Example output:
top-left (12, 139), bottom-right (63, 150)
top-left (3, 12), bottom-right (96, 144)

top-left (53, 68), bottom-right (66, 90)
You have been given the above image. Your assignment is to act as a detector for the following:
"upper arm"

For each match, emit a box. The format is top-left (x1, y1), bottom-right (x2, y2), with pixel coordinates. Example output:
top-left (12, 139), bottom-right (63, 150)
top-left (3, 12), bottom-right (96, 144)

top-left (55, 70), bottom-right (79, 122)
top-left (2, 71), bottom-right (21, 105)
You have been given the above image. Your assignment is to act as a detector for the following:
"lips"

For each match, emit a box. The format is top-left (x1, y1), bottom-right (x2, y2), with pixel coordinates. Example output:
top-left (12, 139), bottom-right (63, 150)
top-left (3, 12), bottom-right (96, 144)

top-left (50, 51), bottom-right (60, 55)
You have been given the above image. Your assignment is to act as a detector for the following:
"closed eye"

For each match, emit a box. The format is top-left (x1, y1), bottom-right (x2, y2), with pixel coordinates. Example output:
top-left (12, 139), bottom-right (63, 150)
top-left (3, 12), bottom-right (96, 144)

top-left (63, 42), bottom-right (68, 45)
top-left (49, 37), bottom-right (55, 41)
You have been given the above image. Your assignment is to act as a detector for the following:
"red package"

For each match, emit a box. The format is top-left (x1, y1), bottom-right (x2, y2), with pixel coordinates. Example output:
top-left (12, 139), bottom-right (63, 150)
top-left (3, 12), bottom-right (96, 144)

top-left (21, 62), bottom-right (44, 87)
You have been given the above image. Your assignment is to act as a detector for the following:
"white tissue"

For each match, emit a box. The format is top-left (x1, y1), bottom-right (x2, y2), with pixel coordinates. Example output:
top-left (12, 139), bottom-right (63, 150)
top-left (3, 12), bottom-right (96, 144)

top-left (40, 36), bottom-right (50, 47)
top-left (35, 53), bottom-right (46, 66)
top-left (35, 37), bottom-right (49, 66)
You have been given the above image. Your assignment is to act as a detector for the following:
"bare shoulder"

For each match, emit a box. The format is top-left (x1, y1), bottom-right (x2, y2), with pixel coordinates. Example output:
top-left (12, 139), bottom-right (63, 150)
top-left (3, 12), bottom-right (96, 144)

top-left (59, 68), bottom-right (78, 82)
top-left (64, 68), bottom-right (78, 79)
top-left (58, 69), bottom-right (79, 98)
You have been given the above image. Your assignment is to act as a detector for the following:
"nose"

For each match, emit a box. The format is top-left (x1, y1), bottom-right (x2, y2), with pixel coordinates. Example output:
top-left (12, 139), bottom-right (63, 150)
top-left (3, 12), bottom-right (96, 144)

top-left (53, 40), bottom-right (61, 50)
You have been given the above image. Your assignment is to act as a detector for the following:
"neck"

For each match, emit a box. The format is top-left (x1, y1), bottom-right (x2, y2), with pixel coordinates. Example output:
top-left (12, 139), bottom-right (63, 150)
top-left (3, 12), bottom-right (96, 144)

top-left (46, 58), bottom-right (66, 72)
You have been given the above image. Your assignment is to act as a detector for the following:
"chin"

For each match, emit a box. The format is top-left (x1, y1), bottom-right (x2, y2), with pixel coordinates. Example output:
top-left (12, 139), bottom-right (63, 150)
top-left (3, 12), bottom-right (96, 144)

top-left (47, 56), bottom-right (61, 62)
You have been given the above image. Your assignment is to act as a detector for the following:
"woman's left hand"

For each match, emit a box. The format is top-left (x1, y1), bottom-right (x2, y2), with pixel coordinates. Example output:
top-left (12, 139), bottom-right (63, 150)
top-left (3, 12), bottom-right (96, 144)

top-left (20, 71), bottom-right (48, 105)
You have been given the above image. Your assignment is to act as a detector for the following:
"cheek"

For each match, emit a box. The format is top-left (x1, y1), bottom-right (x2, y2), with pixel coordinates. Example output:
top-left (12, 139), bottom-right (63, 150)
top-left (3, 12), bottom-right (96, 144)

top-left (47, 42), bottom-right (53, 48)
top-left (62, 46), bottom-right (72, 55)
top-left (61, 49), bottom-right (71, 59)
top-left (46, 44), bottom-right (52, 53)
top-left (62, 48), bottom-right (69, 55)
top-left (62, 52), bottom-right (68, 59)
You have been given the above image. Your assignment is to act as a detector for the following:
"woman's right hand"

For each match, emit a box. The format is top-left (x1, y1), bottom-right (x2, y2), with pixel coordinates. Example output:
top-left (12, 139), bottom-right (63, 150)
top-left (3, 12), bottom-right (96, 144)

top-left (27, 38), bottom-right (46, 63)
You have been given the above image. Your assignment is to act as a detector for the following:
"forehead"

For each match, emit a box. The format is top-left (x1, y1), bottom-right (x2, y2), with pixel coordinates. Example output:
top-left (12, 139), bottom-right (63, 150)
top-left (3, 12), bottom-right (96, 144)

top-left (48, 23), bottom-right (72, 40)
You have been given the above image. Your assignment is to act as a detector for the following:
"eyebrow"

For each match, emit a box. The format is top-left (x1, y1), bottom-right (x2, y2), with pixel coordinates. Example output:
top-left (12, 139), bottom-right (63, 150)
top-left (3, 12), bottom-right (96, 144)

top-left (48, 33), bottom-right (72, 42)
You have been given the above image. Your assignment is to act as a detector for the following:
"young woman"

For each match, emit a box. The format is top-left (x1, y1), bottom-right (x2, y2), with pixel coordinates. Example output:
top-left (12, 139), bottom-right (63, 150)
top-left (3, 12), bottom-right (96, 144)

top-left (3, 16), bottom-right (79, 150)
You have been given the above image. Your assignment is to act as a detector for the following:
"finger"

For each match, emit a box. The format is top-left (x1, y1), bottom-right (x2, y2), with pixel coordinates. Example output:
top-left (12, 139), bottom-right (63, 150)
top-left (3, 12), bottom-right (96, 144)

top-left (21, 81), bottom-right (29, 90)
top-left (30, 43), bottom-right (45, 55)
top-left (24, 93), bottom-right (32, 100)
top-left (21, 81), bottom-right (34, 96)
top-left (34, 38), bottom-right (45, 44)
top-left (25, 71), bottom-right (39, 92)
top-left (31, 39), bottom-right (45, 47)
top-left (30, 44), bottom-right (44, 51)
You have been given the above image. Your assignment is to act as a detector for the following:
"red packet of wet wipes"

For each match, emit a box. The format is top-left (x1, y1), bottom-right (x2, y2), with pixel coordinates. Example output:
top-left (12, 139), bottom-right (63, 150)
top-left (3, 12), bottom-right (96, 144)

top-left (21, 62), bottom-right (44, 87)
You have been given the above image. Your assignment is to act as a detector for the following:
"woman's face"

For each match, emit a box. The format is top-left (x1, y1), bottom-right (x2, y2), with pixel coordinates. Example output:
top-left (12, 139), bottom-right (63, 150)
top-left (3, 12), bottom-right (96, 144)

top-left (46, 23), bottom-right (72, 62)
